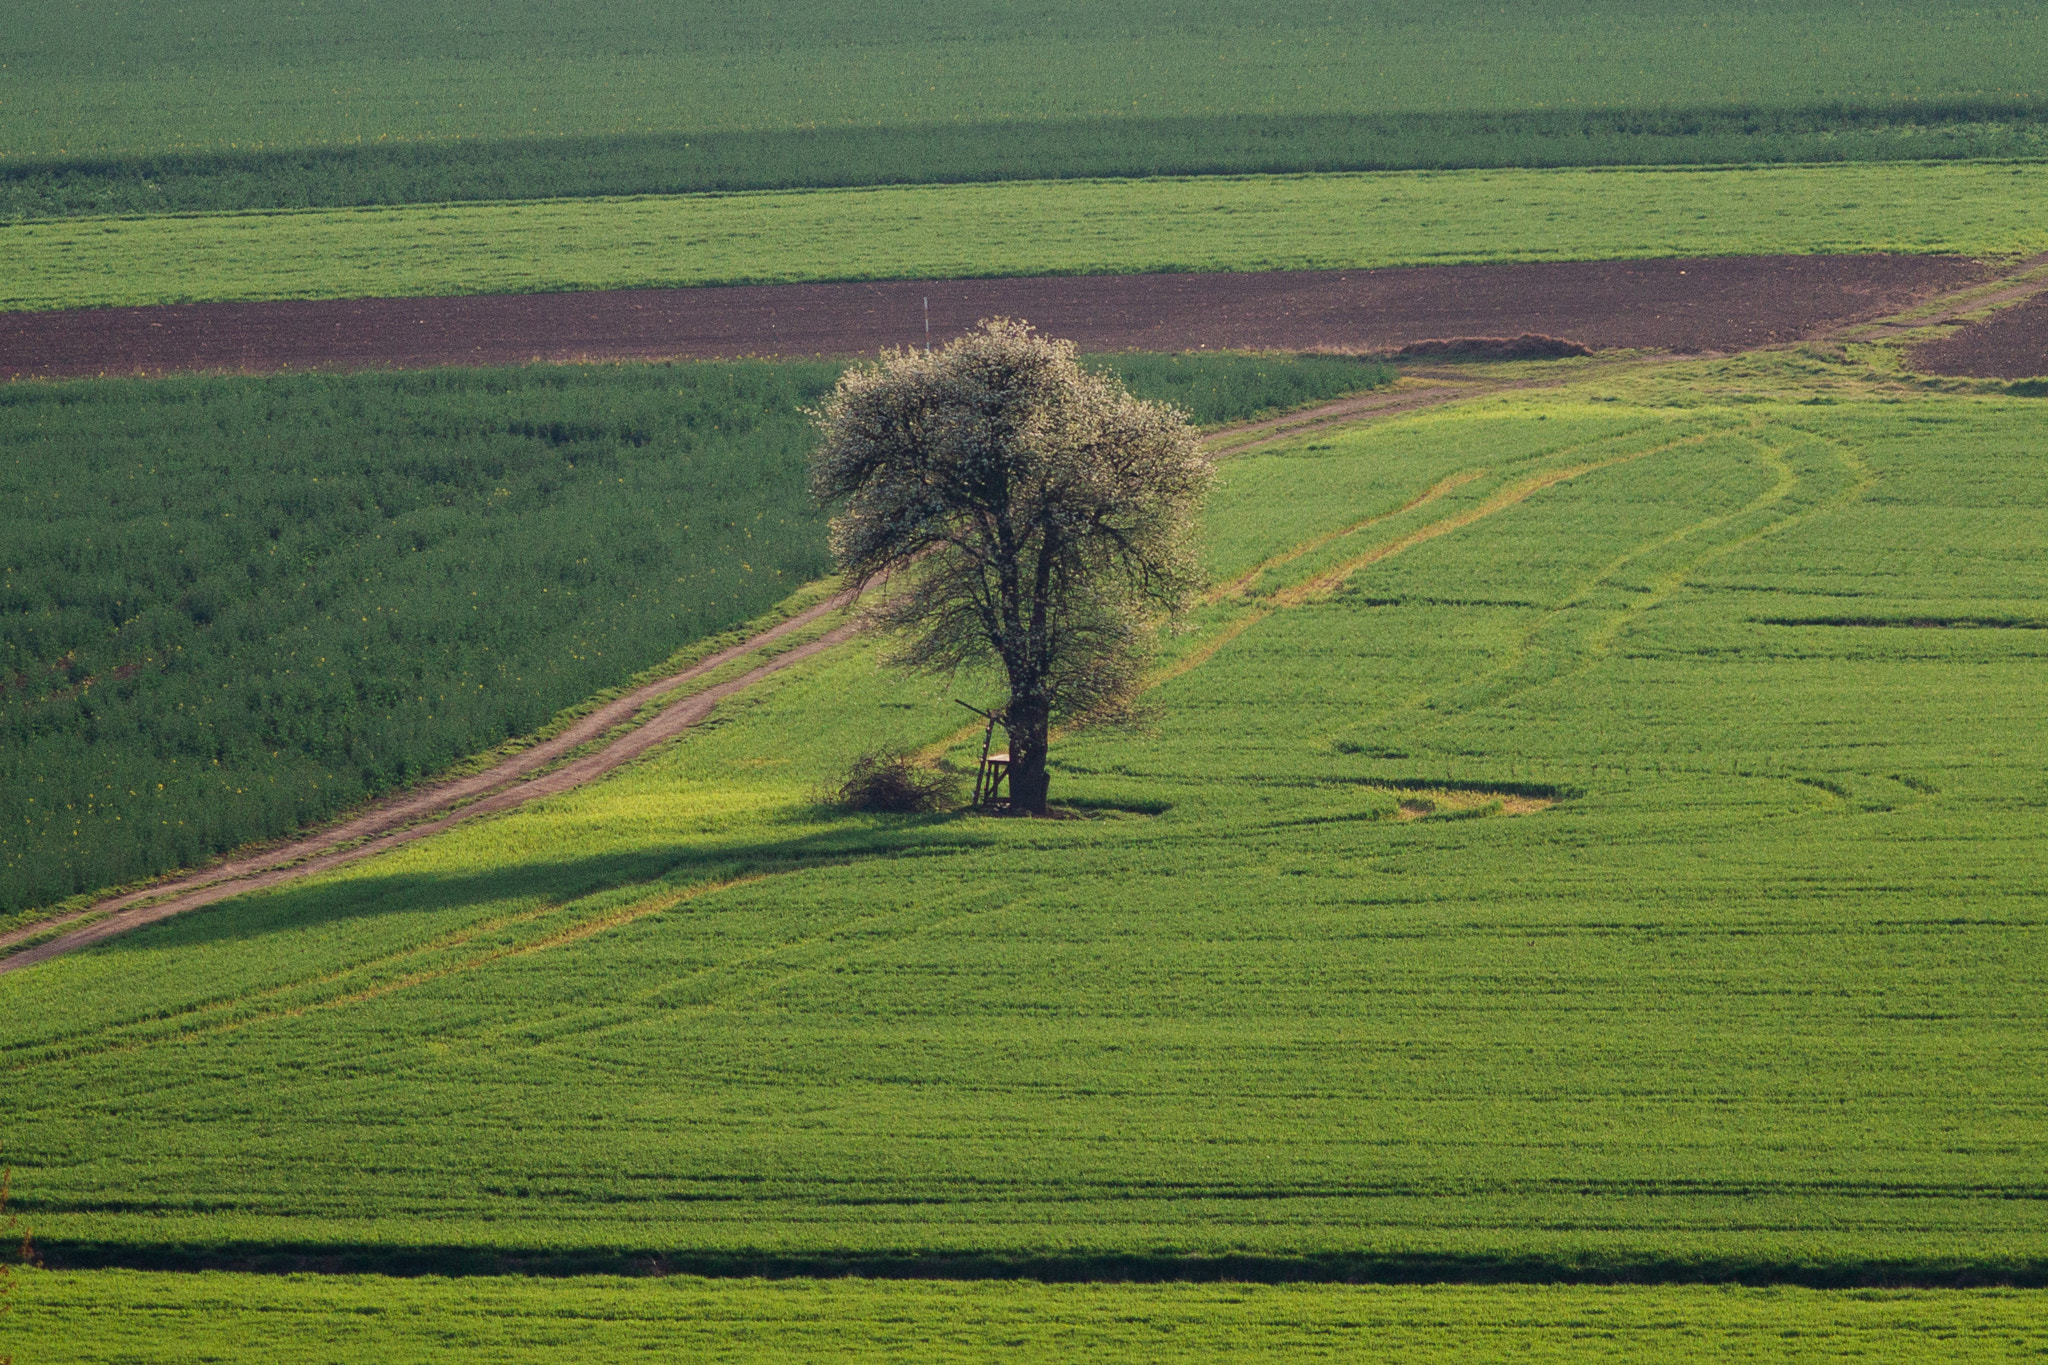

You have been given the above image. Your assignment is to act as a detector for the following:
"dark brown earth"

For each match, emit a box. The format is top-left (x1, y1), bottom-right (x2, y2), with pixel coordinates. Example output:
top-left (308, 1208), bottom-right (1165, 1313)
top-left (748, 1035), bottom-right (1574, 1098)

top-left (1907, 292), bottom-right (2048, 380)
top-left (0, 255), bottom-right (1992, 380)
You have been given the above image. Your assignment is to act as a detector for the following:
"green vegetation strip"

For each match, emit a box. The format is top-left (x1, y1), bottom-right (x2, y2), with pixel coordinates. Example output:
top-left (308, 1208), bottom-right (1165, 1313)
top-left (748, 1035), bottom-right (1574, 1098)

top-left (9, 1274), bottom-right (2046, 1364)
top-left (14, 108), bottom-right (2048, 223)
top-left (6, 353), bottom-right (2046, 1280)
top-left (7, 163), bottom-right (2047, 313)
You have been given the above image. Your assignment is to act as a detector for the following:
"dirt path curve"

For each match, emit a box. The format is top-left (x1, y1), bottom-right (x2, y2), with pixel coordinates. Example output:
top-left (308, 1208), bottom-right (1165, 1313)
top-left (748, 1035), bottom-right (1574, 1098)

top-left (1202, 384), bottom-right (1468, 458)
top-left (0, 595), bottom-right (859, 974)
top-left (3, 374), bottom-right (1474, 971)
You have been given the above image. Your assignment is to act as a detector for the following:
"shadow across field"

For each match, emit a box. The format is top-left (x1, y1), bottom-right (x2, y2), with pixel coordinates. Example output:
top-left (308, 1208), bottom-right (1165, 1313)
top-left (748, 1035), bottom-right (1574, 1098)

top-left (89, 812), bottom-right (985, 957)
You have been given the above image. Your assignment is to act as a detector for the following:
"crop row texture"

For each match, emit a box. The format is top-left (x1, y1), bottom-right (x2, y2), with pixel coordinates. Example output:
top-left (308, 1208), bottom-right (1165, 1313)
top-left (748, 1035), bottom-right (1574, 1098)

top-left (13, 162), bottom-right (2048, 315)
top-left (19, 1274), bottom-right (2048, 1362)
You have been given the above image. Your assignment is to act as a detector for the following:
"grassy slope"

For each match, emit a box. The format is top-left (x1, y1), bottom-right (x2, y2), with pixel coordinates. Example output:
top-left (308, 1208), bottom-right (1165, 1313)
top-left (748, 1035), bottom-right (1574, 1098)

top-left (9, 1274), bottom-right (2047, 1363)
top-left (5, 354), bottom-right (2046, 1279)
top-left (6, 161), bottom-right (2048, 312)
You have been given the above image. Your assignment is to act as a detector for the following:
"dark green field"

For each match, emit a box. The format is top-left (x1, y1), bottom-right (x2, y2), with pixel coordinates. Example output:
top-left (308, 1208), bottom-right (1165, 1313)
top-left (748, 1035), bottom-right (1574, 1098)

top-left (0, 363), bottom-right (839, 920)
top-left (5, 0), bottom-right (2046, 218)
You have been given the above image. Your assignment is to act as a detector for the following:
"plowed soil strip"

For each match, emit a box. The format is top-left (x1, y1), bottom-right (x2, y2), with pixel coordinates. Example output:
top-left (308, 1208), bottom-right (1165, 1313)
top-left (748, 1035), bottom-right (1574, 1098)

top-left (0, 255), bottom-right (1989, 380)
top-left (0, 595), bottom-right (859, 974)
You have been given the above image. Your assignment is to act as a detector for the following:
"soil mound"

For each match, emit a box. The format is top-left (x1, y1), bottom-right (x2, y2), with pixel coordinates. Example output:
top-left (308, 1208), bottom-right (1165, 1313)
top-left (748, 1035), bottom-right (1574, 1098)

top-left (1380, 333), bottom-right (1593, 361)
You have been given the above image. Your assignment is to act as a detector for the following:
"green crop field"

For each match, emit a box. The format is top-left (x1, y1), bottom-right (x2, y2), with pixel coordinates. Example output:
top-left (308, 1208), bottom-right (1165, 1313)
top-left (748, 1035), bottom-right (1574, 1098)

top-left (4, 1), bottom-right (2047, 219)
top-left (9, 2), bottom-right (2047, 1354)
top-left (0, 353), bottom-right (1386, 923)
top-left (7, 161), bottom-right (2048, 313)
top-left (10, 1274), bottom-right (2048, 1363)
top-left (6, 353), bottom-right (2048, 1317)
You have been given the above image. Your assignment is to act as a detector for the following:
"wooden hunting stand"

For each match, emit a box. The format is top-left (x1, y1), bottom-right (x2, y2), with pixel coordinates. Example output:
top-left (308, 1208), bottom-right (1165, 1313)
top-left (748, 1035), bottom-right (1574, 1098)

top-left (955, 701), bottom-right (1012, 809)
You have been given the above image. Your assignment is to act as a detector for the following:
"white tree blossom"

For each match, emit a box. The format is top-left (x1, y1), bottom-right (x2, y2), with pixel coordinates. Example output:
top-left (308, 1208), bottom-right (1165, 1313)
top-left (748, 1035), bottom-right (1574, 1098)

top-left (811, 320), bottom-right (1211, 813)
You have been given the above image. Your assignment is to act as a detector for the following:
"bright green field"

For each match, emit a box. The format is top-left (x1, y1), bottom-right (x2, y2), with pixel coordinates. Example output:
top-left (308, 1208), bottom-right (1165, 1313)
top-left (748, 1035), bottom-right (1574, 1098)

top-left (7, 161), bottom-right (2048, 312)
top-left (8, 1274), bottom-right (2047, 1363)
top-left (5, 352), bottom-right (2047, 1283)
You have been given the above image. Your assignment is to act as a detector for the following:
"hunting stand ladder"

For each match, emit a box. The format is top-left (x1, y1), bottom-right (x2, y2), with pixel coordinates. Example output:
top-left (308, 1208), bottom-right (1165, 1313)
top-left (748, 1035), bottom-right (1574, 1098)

top-left (955, 700), bottom-right (1012, 809)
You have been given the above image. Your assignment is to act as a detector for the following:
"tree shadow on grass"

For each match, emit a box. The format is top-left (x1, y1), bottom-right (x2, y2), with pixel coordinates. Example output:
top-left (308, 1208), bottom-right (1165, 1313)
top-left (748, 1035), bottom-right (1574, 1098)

top-left (90, 807), bottom-right (994, 958)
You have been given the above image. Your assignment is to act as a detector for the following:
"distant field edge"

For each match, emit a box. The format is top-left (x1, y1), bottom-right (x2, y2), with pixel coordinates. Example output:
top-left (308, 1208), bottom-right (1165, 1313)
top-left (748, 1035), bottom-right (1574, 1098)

top-left (30, 1243), bottom-right (2048, 1289)
top-left (7, 104), bottom-right (2048, 222)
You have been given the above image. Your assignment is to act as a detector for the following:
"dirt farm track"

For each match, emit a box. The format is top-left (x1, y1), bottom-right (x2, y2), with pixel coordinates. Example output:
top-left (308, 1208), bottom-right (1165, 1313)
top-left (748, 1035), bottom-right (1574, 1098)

top-left (1909, 290), bottom-right (2048, 380)
top-left (0, 254), bottom-right (2006, 380)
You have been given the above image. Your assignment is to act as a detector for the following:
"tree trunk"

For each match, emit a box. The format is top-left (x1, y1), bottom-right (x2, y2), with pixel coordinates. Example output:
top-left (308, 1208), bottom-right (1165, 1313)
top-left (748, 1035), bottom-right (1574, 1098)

top-left (1006, 701), bottom-right (1052, 814)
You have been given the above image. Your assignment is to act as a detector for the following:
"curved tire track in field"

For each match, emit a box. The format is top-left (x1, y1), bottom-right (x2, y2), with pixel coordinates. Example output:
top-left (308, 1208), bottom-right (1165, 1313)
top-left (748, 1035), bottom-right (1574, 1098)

top-left (9, 361), bottom-right (1508, 972)
top-left (0, 595), bottom-right (859, 975)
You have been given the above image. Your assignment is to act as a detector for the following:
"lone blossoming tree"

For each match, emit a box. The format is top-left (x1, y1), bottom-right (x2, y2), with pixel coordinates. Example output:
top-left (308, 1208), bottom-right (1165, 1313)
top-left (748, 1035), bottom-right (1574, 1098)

top-left (811, 320), bottom-right (1212, 814)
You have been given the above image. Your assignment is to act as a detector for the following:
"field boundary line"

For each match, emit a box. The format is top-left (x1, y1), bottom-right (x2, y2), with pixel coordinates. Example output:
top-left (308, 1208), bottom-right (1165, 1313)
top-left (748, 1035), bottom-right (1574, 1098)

top-left (1, 339), bottom-right (1849, 968)
top-left (3, 369), bottom-right (1507, 966)
top-left (1196, 371), bottom-right (1621, 461)
top-left (1201, 382), bottom-right (1465, 457)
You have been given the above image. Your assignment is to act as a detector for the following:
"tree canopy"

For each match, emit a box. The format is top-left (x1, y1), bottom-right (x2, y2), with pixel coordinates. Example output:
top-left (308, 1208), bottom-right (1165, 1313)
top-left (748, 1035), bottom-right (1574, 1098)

top-left (811, 320), bottom-right (1211, 813)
